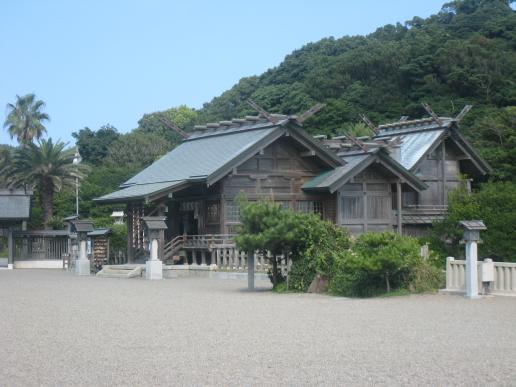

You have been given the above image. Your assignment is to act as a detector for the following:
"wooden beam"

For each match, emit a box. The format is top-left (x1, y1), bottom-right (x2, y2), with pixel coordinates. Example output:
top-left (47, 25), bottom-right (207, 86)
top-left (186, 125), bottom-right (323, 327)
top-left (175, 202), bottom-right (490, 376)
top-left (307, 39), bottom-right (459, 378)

top-left (158, 117), bottom-right (189, 139)
top-left (455, 105), bottom-right (473, 123)
top-left (246, 99), bottom-right (278, 123)
top-left (345, 134), bottom-right (369, 152)
top-left (296, 103), bottom-right (325, 124)
top-left (360, 114), bottom-right (379, 135)
top-left (421, 102), bottom-right (443, 127)
top-left (300, 150), bottom-right (316, 157)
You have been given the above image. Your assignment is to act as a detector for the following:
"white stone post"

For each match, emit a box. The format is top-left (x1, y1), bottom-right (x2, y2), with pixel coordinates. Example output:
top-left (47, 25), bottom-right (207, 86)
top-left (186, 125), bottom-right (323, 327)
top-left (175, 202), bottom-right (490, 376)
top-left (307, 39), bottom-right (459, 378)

top-left (459, 220), bottom-right (486, 299)
top-left (445, 257), bottom-right (454, 290)
top-left (465, 240), bottom-right (479, 299)
top-left (75, 239), bottom-right (90, 275)
top-left (146, 238), bottom-right (163, 280)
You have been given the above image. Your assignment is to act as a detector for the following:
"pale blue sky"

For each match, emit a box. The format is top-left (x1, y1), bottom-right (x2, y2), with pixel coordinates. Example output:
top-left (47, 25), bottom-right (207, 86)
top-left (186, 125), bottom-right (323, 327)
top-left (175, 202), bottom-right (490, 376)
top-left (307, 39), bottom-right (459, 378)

top-left (1, 0), bottom-right (447, 145)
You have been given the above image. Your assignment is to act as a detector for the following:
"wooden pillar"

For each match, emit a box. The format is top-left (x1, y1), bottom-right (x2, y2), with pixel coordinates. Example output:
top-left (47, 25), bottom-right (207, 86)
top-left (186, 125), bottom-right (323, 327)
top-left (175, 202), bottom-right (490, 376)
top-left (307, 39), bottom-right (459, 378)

top-left (7, 227), bottom-right (14, 268)
top-left (396, 182), bottom-right (403, 235)
top-left (441, 141), bottom-right (447, 206)
top-left (362, 181), bottom-right (368, 233)
top-left (127, 203), bottom-right (134, 263)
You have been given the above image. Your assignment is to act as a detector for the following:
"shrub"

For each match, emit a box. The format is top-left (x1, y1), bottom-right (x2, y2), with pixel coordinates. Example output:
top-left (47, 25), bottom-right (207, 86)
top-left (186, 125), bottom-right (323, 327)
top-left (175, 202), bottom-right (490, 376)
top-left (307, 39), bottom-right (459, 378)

top-left (329, 232), bottom-right (441, 297)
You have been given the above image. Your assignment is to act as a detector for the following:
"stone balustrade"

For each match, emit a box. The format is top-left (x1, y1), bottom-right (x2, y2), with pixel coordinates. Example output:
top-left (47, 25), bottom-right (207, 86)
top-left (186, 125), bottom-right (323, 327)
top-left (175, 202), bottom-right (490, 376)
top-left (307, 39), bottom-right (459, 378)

top-left (445, 257), bottom-right (516, 295)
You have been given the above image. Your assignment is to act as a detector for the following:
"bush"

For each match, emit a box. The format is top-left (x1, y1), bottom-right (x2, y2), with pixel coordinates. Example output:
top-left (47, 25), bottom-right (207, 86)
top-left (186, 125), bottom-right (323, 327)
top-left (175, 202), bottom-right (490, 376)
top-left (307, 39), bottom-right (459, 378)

top-left (329, 232), bottom-right (441, 297)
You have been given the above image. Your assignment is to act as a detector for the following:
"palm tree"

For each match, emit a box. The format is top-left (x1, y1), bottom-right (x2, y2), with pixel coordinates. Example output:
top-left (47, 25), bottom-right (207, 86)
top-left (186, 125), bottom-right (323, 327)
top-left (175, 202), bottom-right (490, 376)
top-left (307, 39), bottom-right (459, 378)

top-left (4, 94), bottom-right (50, 144)
top-left (1, 139), bottom-right (89, 228)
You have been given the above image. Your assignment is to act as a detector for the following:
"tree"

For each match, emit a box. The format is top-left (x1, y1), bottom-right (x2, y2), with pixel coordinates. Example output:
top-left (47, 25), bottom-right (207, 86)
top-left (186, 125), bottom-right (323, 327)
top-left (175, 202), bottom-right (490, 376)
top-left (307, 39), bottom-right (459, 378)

top-left (106, 132), bottom-right (173, 168)
top-left (72, 124), bottom-right (120, 165)
top-left (137, 105), bottom-right (197, 145)
top-left (1, 139), bottom-right (89, 228)
top-left (235, 199), bottom-right (304, 286)
top-left (3, 94), bottom-right (50, 144)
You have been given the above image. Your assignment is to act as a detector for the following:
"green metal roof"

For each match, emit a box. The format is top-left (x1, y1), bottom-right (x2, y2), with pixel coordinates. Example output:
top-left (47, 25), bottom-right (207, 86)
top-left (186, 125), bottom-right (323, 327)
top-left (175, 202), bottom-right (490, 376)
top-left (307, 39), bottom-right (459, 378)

top-left (95, 181), bottom-right (185, 203)
top-left (96, 116), bottom-right (343, 204)
top-left (303, 149), bottom-right (426, 193)
top-left (123, 124), bottom-right (283, 187)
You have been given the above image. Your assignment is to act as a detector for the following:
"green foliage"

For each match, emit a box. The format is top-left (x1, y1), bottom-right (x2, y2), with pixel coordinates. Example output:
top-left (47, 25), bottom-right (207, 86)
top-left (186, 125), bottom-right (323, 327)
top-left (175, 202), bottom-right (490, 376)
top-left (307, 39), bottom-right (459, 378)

top-left (106, 131), bottom-right (173, 168)
top-left (329, 232), bottom-right (441, 297)
top-left (3, 93), bottom-right (49, 144)
top-left (72, 125), bottom-right (120, 165)
top-left (137, 105), bottom-right (197, 145)
top-left (430, 181), bottom-right (516, 261)
top-left (108, 223), bottom-right (128, 258)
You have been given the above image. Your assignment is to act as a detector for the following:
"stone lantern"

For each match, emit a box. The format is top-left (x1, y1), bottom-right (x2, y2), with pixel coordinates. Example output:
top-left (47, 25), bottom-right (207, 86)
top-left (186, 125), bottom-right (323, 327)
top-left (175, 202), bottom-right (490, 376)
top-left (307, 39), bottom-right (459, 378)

top-left (142, 216), bottom-right (167, 280)
top-left (459, 220), bottom-right (487, 299)
top-left (71, 220), bottom-right (94, 276)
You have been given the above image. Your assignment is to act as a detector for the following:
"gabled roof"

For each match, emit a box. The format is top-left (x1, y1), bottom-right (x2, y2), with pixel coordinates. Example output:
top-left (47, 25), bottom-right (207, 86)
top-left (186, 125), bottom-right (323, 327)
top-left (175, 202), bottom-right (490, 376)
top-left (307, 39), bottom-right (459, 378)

top-left (373, 117), bottom-right (490, 174)
top-left (0, 189), bottom-right (32, 221)
top-left (374, 117), bottom-right (452, 170)
top-left (302, 148), bottom-right (427, 193)
top-left (95, 116), bottom-right (342, 203)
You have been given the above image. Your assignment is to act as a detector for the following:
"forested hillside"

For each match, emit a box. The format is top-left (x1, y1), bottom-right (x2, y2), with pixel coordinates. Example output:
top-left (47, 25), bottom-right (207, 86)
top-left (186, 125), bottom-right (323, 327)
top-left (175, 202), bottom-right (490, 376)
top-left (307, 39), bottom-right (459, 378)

top-left (196, 0), bottom-right (515, 180)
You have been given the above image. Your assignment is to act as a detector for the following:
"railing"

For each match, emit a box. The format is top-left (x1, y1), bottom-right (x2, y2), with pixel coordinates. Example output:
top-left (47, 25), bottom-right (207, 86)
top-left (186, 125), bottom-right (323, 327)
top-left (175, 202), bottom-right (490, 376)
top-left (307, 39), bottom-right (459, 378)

top-left (12, 231), bottom-right (70, 261)
top-left (163, 234), bottom-right (290, 274)
top-left (163, 234), bottom-right (235, 260)
top-left (211, 247), bottom-right (288, 274)
top-left (445, 257), bottom-right (516, 294)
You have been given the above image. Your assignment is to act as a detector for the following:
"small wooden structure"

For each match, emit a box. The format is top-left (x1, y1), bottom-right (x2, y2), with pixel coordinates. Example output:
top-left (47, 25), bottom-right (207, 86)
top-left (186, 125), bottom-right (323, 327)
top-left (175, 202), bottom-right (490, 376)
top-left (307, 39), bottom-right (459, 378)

top-left (0, 189), bottom-right (32, 269)
top-left (87, 228), bottom-right (111, 271)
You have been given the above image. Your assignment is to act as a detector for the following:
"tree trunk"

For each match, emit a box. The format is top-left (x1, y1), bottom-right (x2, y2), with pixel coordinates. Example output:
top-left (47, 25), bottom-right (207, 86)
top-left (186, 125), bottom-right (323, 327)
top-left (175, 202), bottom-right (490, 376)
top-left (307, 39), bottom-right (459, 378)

top-left (40, 183), bottom-right (54, 229)
top-left (272, 258), bottom-right (278, 286)
top-left (385, 272), bottom-right (391, 293)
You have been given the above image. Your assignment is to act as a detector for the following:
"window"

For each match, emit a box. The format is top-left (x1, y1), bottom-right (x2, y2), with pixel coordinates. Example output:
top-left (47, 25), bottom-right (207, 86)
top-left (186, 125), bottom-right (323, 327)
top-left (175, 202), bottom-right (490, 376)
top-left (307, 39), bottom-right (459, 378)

top-left (341, 196), bottom-right (363, 219)
top-left (296, 200), bottom-right (323, 216)
top-left (225, 201), bottom-right (240, 223)
top-left (276, 201), bottom-right (291, 210)
top-left (206, 201), bottom-right (219, 224)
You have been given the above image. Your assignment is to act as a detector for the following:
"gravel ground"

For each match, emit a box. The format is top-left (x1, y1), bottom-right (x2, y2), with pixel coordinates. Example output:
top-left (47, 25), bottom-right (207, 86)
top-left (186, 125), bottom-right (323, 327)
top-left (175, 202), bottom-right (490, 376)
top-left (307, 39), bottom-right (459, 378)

top-left (0, 270), bottom-right (515, 386)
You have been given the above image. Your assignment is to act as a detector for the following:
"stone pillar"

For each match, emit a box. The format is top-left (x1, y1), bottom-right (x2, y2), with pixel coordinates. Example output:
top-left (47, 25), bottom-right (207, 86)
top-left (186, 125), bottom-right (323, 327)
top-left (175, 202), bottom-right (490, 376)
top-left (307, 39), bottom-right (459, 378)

top-left (75, 239), bottom-right (90, 276)
top-left (459, 220), bottom-right (486, 299)
top-left (445, 256), bottom-right (454, 290)
top-left (465, 240), bottom-right (479, 299)
top-left (146, 238), bottom-right (163, 280)
top-left (247, 251), bottom-right (255, 290)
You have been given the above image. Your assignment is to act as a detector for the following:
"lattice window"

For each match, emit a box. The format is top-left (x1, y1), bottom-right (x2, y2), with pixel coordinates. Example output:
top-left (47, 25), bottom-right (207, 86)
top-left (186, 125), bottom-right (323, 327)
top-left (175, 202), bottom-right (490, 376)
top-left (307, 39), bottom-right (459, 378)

top-left (276, 201), bottom-right (291, 210)
top-left (225, 201), bottom-right (240, 223)
top-left (296, 200), bottom-right (323, 216)
top-left (206, 201), bottom-right (220, 224)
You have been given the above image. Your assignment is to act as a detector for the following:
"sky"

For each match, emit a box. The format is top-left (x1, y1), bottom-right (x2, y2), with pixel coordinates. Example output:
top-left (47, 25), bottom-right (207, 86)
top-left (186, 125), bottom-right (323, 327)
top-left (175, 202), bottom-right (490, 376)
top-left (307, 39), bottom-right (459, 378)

top-left (0, 0), bottom-right (447, 145)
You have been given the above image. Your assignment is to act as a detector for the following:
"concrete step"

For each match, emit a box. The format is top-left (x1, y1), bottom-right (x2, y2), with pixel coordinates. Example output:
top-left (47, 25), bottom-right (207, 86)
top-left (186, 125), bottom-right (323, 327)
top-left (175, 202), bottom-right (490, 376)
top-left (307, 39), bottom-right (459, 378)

top-left (96, 265), bottom-right (143, 278)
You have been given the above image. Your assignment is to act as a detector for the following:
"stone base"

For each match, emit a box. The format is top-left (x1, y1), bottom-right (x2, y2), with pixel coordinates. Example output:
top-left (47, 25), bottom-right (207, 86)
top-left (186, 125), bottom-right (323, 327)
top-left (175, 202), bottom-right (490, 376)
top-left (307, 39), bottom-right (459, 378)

top-left (7, 263), bottom-right (13, 270)
top-left (75, 259), bottom-right (91, 276)
top-left (145, 259), bottom-right (163, 280)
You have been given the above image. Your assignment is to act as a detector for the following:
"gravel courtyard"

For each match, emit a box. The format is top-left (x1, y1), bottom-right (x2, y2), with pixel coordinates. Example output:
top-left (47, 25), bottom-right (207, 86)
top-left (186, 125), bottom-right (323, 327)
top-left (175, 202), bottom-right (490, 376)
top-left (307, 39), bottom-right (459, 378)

top-left (0, 270), bottom-right (515, 386)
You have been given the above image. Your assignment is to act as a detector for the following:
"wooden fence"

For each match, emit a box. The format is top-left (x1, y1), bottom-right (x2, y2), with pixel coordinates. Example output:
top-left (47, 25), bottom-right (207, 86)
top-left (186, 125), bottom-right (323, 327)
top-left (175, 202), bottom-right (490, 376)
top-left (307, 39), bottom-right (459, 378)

top-left (12, 231), bottom-right (70, 261)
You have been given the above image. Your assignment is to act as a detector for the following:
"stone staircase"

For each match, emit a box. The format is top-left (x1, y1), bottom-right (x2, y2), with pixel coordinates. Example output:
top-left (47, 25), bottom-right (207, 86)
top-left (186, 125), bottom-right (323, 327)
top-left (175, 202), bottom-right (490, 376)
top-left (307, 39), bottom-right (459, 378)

top-left (96, 265), bottom-right (144, 279)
